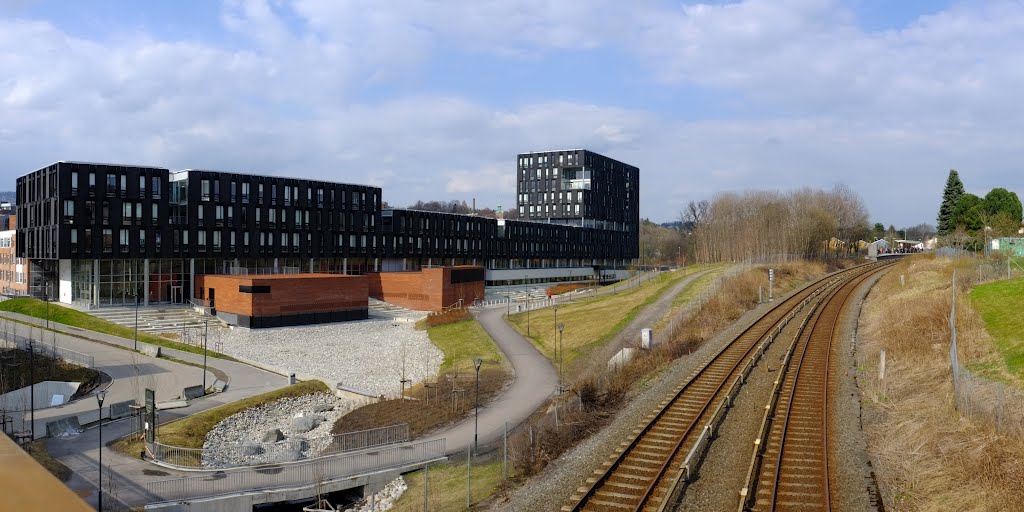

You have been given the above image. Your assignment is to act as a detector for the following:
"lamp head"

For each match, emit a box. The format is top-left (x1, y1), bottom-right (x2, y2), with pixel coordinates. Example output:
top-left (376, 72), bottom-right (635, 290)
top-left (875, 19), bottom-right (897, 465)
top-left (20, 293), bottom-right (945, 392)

top-left (96, 390), bottom-right (108, 407)
top-left (558, 323), bottom-right (565, 333)
top-left (473, 357), bottom-right (483, 370)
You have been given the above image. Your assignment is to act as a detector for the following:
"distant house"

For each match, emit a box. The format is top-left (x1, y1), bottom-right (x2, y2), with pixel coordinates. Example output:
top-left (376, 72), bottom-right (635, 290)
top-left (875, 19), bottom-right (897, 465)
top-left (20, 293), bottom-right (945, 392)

top-left (992, 238), bottom-right (1024, 257)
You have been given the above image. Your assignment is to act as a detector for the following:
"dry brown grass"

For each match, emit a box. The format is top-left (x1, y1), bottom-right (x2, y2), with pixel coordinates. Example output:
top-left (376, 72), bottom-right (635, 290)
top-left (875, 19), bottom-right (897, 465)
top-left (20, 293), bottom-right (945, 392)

top-left (506, 260), bottom-right (837, 477)
top-left (331, 366), bottom-right (509, 439)
top-left (546, 282), bottom-right (595, 296)
top-left (859, 255), bottom-right (1024, 511)
top-left (425, 308), bottom-right (472, 327)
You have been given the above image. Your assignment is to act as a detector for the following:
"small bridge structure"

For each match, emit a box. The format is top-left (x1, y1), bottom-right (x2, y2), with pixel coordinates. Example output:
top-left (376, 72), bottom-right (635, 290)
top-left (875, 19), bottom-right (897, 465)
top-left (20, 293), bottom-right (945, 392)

top-left (143, 438), bottom-right (446, 511)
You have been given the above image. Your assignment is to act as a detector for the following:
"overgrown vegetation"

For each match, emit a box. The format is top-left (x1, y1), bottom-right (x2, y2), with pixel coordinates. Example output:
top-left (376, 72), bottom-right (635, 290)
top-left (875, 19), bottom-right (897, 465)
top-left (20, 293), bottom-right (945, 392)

top-left (0, 345), bottom-right (100, 395)
top-left (506, 260), bottom-right (838, 478)
top-left (545, 282), bottom-right (594, 296)
top-left (424, 308), bottom-right (472, 327)
top-left (0, 298), bottom-right (235, 360)
top-left (860, 256), bottom-right (1024, 510)
top-left (25, 440), bottom-right (72, 482)
top-left (112, 380), bottom-right (329, 458)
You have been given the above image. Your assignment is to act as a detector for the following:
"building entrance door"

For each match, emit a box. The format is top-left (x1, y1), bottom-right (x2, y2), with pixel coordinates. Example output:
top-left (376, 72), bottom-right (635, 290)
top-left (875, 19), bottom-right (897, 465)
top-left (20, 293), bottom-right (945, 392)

top-left (170, 285), bottom-right (183, 304)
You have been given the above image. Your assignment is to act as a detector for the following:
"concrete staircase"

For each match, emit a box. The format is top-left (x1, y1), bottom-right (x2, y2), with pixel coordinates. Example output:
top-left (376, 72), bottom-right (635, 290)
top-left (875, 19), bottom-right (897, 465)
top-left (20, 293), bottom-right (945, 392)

top-left (367, 298), bottom-right (426, 321)
top-left (89, 305), bottom-right (218, 333)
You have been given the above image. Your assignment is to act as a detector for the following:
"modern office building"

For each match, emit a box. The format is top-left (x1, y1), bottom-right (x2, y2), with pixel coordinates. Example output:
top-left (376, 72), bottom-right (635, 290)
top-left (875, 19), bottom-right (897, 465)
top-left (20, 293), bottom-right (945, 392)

top-left (16, 150), bottom-right (639, 309)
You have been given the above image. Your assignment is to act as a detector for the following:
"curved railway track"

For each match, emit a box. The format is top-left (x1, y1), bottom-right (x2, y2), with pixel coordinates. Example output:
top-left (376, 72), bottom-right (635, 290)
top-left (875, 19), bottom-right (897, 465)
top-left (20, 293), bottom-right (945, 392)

top-left (739, 262), bottom-right (892, 512)
top-left (565, 262), bottom-right (892, 512)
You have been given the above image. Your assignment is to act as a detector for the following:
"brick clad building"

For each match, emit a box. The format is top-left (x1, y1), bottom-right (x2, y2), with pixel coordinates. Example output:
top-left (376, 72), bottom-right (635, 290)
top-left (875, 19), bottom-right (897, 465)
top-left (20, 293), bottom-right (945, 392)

top-left (367, 266), bottom-right (485, 311)
top-left (195, 273), bottom-right (368, 328)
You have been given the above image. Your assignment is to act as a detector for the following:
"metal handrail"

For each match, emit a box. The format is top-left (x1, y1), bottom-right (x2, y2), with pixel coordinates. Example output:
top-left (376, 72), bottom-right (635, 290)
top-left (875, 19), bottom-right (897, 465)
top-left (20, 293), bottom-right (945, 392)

top-left (149, 423), bottom-right (409, 469)
top-left (147, 438), bottom-right (445, 502)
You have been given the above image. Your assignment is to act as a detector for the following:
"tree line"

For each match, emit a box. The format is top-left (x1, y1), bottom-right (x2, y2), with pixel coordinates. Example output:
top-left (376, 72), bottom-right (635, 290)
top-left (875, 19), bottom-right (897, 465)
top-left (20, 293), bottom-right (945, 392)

top-left (680, 185), bottom-right (871, 264)
top-left (937, 169), bottom-right (1022, 250)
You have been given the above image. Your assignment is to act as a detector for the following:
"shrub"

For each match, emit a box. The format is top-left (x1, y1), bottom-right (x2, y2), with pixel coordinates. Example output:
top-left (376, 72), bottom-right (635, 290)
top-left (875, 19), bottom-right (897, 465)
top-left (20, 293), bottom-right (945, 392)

top-left (425, 308), bottom-right (472, 327)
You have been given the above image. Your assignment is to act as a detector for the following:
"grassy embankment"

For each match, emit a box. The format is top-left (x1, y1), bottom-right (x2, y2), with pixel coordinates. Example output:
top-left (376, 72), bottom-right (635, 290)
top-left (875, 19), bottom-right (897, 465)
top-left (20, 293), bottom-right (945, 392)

top-left (0, 298), bottom-right (235, 360)
top-left (112, 380), bottom-right (329, 463)
top-left (971, 277), bottom-right (1024, 378)
top-left (333, 311), bottom-right (508, 438)
top-left (390, 459), bottom-right (504, 511)
top-left (859, 255), bottom-right (1024, 510)
top-left (25, 440), bottom-right (73, 482)
top-left (506, 264), bottom-right (721, 369)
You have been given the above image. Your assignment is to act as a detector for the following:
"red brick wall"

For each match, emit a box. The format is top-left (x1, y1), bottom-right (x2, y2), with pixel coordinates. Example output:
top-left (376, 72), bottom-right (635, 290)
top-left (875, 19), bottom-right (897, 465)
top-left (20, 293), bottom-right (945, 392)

top-left (196, 274), bottom-right (368, 318)
top-left (367, 266), bottom-right (484, 311)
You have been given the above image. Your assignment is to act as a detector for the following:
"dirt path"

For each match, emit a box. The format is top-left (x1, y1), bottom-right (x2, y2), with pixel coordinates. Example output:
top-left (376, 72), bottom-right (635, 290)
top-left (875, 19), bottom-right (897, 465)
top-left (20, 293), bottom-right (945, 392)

top-left (570, 269), bottom-right (712, 378)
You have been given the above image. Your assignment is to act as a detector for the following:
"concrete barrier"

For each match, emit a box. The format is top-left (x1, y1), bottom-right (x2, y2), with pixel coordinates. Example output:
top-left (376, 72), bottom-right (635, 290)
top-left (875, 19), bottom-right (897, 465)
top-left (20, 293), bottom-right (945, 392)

top-left (46, 417), bottom-right (83, 438)
top-left (211, 380), bottom-right (227, 393)
top-left (335, 383), bottom-right (379, 406)
top-left (140, 344), bottom-right (161, 358)
top-left (109, 400), bottom-right (135, 420)
top-left (156, 400), bottom-right (189, 410)
top-left (181, 385), bottom-right (205, 400)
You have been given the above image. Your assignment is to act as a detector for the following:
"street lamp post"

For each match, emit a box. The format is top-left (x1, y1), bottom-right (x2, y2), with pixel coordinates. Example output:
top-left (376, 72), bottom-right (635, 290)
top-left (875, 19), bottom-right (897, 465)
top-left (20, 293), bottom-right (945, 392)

top-left (525, 274), bottom-right (530, 336)
top-left (96, 390), bottom-right (108, 512)
top-left (202, 317), bottom-right (209, 392)
top-left (473, 358), bottom-right (483, 455)
top-left (134, 287), bottom-right (140, 351)
top-left (557, 323), bottom-right (565, 394)
top-left (28, 339), bottom-right (34, 440)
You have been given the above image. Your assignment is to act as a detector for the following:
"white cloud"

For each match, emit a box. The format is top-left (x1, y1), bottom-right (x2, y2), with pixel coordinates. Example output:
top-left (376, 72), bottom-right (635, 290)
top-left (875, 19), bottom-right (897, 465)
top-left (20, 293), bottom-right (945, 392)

top-left (1, 0), bottom-right (1023, 228)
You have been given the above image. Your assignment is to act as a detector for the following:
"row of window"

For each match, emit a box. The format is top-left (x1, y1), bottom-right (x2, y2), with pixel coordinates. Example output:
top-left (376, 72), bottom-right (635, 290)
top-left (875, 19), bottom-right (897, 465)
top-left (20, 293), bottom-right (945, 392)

top-left (70, 171), bottom-right (162, 199)
top-left (197, 178), bottom-right (374, 209)
top-left (518, 152), bottom-right (581, 168)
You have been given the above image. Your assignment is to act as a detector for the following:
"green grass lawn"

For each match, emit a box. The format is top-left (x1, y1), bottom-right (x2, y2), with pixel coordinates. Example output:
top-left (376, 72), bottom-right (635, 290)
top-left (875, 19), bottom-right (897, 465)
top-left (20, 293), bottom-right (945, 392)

top-left (426, 319), bottom-right (505, 375)
top-left (112, 380), bottom-right (329, 462)
top-left (391, 458), bottom-right (505, 512)
top-left (507, 264), bottom-right (718, 365)
top-left (970, 277), bottom-right (1024, 376)
top-left (0, 297), bottom-right (235, 360)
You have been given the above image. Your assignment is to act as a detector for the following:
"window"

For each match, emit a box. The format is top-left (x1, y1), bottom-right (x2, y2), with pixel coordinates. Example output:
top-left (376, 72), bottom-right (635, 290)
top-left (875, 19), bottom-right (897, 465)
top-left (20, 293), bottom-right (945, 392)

top-left (213, 231), bottom-right (221, 249)
top-left (139, 229), bottom-right (146, 251)
top-left (120, 175), bottom-right (126, 197)
top-left (198, 230), bottom-right (206, 247)
top-left (70, 229), bottom-right (78, 250)
top-left (152, 203), bottom-right (158, 225)
top-left (201, 180), bottom-right (210, 200)
top-left (256, 208), bottom-right (262, 226)
top-left (197, 207), bottom-right (205, 226)
top-left (106, 174), bottom-right (116, 196)
top-left (155, 232), bottom-right (161, 250)
top-left (243, 232), bottom-right (249, 246)
top-left (102, 229), bottom-right (112, 252)
top-left (283, 186), bottom-right (291, 205)
top-left (215, 205), bottom-right (224, 226)
top-left (242, 182), bottom-right (249, 203)
top-left (136, 203), bottom-right (142, 225)
top-left (89, 173), bottom-right (96, 193)
top-left (213, 180), bottom-right (220, 201)
top-left (71, 172), bottom-right (78, 194)
top-left (230, 182), bottom-right (236, 202)
top-left (152, 177), bottom-right (161, 198)
top-left (63, 200), bottom-right (75, 222)
top-left (258, 183), bottom-right (264, 203)
top-left (140, 176), bottom-right (146, 195)
top-left (122, 203), bottom-right (132, 224)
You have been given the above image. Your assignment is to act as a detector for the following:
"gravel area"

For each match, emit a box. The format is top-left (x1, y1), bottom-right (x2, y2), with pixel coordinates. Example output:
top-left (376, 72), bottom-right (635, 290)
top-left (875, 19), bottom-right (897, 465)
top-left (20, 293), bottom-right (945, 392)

top-left (833, 272), bottom-right (887, 512)
top-left (202, 393), bottom-right (357, 468)
top-left (495, 287), bottom-right (804, 512)
top-left (342, 476), bottom-right (406, 512)
top-left (210, 319), bottom-right (444, 396)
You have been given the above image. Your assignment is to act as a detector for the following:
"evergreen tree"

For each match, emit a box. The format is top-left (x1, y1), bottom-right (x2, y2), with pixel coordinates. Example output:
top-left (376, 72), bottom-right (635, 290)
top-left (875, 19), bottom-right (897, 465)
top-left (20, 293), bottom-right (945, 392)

top-left (937, 169), bottom-right (965, 236)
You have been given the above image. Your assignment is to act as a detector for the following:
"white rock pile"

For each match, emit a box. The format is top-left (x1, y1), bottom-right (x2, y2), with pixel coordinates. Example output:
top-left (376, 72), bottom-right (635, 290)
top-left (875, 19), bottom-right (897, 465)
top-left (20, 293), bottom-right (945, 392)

top-left (342, 476), bottom-right (407, 512)
top-left (202, 393), bottom-right (355, 468)
top-left (210, 319), bottom-right (443, 396)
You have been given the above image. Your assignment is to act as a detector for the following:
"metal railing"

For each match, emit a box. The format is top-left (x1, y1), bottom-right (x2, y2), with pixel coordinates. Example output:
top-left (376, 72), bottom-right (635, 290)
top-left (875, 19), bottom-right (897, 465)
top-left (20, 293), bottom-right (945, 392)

top-left (149, 423), bottom-right (409, 469)
top-left (5, 332), bottom-right (95, 368)
top-left (147, 438), bottom-right (445, 502)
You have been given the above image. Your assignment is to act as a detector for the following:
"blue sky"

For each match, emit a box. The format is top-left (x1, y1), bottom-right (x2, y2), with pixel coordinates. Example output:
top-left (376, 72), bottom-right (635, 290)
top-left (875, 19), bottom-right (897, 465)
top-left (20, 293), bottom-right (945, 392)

top-left (1, 0), bottom-right (1021, 227)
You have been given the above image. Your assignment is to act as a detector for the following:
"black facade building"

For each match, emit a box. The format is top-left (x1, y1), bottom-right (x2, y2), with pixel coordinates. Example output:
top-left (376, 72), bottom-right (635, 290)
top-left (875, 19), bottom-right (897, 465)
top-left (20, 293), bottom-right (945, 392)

top-left (17, 152), bottom-right (639, 306)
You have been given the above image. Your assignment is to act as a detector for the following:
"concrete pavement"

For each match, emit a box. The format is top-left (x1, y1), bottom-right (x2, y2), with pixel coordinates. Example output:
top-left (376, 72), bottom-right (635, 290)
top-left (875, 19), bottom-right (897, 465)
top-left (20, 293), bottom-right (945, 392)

top-left (0, 310), bottom-right (287, 508)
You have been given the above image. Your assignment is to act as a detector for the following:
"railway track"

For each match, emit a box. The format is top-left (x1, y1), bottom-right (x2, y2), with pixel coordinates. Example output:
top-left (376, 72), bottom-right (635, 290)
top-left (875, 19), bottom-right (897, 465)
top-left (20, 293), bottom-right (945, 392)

top-left (738, 263), bottom-right (892, 511)
top-left (564, 263), bottom-right (890, 512)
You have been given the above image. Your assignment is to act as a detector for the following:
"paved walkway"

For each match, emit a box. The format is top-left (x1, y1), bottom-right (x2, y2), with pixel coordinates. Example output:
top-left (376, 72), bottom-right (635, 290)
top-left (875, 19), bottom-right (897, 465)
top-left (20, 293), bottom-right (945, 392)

top-left (0, 311), bottom-right (286, 509)
top-left (428, 268), bottom-right (715, 455)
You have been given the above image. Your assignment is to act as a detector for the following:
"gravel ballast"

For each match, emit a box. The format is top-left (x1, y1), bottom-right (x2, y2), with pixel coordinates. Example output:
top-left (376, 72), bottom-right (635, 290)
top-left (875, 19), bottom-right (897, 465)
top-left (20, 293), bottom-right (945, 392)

top-left (209, 319), bottom-right (444, 396)
top-left (202, 393), bottom-right (357, 468)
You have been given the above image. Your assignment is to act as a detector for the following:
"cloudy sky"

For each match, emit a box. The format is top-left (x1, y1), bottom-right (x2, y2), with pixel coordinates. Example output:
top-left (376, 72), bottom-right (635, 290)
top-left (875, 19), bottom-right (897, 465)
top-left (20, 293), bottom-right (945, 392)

top-left (2, 0), bottom-right (1023, 227)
